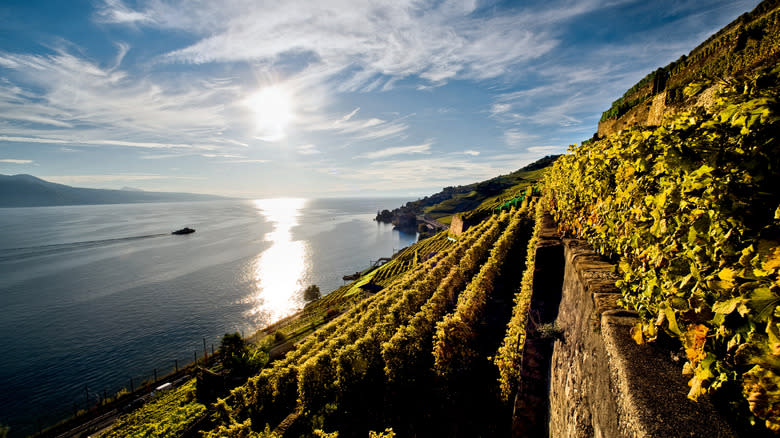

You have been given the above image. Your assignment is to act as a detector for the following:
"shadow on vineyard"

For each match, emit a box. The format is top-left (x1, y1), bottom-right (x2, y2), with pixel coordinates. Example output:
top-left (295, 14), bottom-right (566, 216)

top-left (383, 218), bottom-right (534, 438)
top-left (509, 213), bottom-right (565, 437)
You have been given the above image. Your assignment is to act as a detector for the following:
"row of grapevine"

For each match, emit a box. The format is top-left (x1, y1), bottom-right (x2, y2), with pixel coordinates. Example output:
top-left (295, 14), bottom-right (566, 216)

top-left (494, 202), bottom-right (543, 401)
top-left (433, 206), bottom-right (533, 380)
top-left (104, 380), bottom-right (205, 438)
top-left (372, 231), bottom-right (455, 285)
top-left (381, 214), bottom-right (506, 385)
top-left (544, 67), bottom-right (780, 431)
top-left (276, 231), bottom-right (465, 367)
top-left (205, 247), bottom-right (455, 432)
top-left (377, 213), bottom-right (522, 437)
top-left (294, 214), bottom-right (508, 426)
top-left (203, 214), bottom-right (506, 435)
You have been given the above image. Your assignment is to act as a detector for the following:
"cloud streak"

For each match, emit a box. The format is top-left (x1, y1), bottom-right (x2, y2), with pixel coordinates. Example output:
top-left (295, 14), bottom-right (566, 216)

top-left (98, 0), bottom-right (629, 90)
top-left (0, 46), bottom-right (236, 151)
top-left (357, 142), bottom-right (432, 159)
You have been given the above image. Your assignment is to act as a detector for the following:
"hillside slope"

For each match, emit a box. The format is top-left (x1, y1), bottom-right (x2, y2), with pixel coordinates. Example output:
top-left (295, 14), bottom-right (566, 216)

top-left (376, 154), bottom-right (557, 228)
top-left (598, 0), bottom-right (780, 137)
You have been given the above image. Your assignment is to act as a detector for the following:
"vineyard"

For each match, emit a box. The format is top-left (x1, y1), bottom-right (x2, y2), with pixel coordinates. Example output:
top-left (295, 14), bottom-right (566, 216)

top-left (545, 65), bottom-right (780, 431)
top-left (600, 0), bottom-right (780, 127)
top-left (170, 205), bottom-right (537, 437)
top-left (370, 231), bottom-right (455, 286)
top-left (102, 380), bottom-right (205, 438)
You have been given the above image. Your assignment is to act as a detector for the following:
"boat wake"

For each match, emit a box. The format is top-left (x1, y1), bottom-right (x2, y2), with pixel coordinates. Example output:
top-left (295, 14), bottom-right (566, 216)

top-left (0, 233), bottom-right (170, 262)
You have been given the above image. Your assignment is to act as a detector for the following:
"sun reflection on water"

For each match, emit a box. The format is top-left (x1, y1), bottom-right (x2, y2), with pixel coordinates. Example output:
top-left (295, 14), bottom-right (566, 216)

top-left (247, 198), bottom-right (308, 325)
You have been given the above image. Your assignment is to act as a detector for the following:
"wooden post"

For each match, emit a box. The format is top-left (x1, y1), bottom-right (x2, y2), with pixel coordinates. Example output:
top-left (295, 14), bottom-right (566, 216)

top-left (194, 351), bottom-right (197, 364)
top-left (211, 344), bottom-right (214, 355)
top-left (203, 337), bottom-right (208, 360)
top-left (175, 359), bottom-right (178, 373)
top-left (85, 384), bottom-right (89, 408)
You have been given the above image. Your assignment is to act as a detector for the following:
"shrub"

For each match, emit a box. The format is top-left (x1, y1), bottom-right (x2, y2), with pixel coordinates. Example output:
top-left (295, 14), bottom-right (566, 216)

top-left (304, 285), bottom-right (321, 301)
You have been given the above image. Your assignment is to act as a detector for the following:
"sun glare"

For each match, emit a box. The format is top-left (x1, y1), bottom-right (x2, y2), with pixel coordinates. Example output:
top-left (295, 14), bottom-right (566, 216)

top-left (246, 85), bottom-right (295, 141)
top-left (246, 198), bottom-right (308, 324)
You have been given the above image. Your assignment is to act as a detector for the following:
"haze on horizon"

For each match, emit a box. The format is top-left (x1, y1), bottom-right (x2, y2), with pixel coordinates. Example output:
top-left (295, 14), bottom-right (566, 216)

top-left (0, 0), bottom-right (760, 198)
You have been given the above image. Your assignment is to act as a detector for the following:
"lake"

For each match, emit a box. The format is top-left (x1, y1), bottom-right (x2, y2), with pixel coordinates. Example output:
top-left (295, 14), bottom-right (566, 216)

top-left (0, 198), bottom-right (416, 436)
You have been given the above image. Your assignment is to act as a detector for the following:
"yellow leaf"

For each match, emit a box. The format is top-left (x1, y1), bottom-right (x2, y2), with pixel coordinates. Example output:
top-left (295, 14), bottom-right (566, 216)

top-left (687, 374), bottom-right (705, 401)
top-left (687, 356), bottom-right (715, 401)
top-left (664, 306), bottom-right (682, 336)
top-left (683, 324), bottom-right (709, 365)
top-left (767, 317), bottom-right (780, 357)
top-left (712, 296), bottom-right (741, 314)
top-left (631, 323), bottom-right (645, 345)
top-left (762, 246), bottom-right (780, 272)
top-left (717, 267), bottom-right (737, 289)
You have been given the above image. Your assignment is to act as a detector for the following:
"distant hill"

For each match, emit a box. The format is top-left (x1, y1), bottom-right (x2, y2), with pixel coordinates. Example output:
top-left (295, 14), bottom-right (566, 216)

top-left (0, 174), bottom-right (230, 207)
top-left (376, 154), bottom-right (559, 229)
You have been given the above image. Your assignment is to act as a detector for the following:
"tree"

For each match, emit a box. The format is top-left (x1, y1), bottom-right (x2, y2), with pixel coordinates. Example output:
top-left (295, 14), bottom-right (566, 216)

top-left (220, 332), bottom-right (266, 376)
top-left (304, 284), bottom-right (321, 301)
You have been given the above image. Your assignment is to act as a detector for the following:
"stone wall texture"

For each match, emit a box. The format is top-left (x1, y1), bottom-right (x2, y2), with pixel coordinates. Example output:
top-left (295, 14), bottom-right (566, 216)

top-left (534, 232), bottom-right (737, 437)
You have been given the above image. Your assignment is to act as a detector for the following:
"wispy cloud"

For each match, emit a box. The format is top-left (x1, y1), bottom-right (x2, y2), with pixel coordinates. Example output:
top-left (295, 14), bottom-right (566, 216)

top-left (306, 108), bottom-right (410, 141)
top-left (297, 144), bottom-right (321, 155)
top-left (95, 0), bottom-right (153, 24)
top-left (0, 159), bottom-right (34, 164)
top-left (357, 142), bottom-right (432, 159)
top-left (201, 153), bottom-right (244, 159)
top-left (219, 159), bottom-right (270, 164)
top-left (98, 0), bottom-right (628, 90)
top-left (503, 129), bottom-right (538, 147)
top-left (462, 150), bottom-right (480, 156)
top-left (0, 135), bottom-right (221, 150)
top-left (0, 46), bottom-right (235, 150)
top-left (527, 145), bottom-right (565, 154)
top-left (325, 151), bottom-right (549, 191)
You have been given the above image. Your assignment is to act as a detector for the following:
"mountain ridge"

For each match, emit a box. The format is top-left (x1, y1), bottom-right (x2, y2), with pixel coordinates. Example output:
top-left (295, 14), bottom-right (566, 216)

top-left (597, 0), bottom-right (780, 137)
top-left (0, 174), bottom-right (230, 207)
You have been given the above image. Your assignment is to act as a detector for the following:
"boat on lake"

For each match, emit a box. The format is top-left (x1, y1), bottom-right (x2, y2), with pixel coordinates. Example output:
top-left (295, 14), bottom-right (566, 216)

top-left (172, 227), bottom-right (195, 235)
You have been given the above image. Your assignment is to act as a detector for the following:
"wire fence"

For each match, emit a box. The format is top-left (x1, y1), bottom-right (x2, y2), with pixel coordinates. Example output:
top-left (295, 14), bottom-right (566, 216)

top-left (24, 333), bottom-right (234, 438)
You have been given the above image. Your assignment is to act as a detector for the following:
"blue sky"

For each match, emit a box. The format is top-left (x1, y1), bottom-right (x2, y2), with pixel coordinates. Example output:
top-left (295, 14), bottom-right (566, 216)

top-left (0, 0), bottom-right (761, 197)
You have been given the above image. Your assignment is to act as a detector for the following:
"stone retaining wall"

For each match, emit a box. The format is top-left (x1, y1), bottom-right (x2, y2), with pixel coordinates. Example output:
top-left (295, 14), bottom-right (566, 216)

top-left (530, 228), bottom-right (737, 437)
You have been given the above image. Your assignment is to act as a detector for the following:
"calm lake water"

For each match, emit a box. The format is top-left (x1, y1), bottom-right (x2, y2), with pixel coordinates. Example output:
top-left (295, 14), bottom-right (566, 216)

top-left (0, 198), bottom-right (416, 436)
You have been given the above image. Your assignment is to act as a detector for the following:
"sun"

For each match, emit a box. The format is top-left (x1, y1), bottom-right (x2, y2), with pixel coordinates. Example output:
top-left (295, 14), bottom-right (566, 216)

top-left (246, 85), bottom-right (295, 141)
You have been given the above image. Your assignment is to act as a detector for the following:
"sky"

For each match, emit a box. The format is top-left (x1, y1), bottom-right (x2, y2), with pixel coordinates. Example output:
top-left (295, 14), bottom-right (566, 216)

top-left (0, 0), bottom-right (762, 198)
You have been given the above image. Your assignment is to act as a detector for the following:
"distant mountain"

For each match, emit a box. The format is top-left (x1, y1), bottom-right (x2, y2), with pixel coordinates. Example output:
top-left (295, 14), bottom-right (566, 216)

top-left (0, 174), bottom-right (230, 207)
